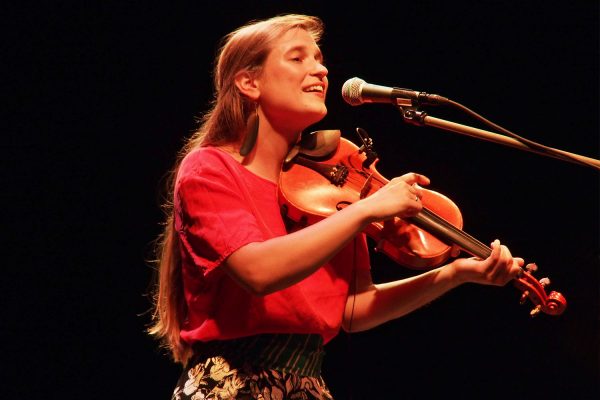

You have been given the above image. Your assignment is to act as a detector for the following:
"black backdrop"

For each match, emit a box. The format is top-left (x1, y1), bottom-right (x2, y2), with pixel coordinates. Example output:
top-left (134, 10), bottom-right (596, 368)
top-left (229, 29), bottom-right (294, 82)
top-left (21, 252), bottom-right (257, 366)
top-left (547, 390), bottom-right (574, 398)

top-left (5, 1), bottom-right (599, 399)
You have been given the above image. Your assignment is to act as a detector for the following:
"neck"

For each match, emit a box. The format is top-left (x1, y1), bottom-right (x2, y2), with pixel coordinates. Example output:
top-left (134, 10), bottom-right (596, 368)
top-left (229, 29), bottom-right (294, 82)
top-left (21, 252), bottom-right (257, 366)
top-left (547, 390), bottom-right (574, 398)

top-left (239, 118), bottom-right (299, 184)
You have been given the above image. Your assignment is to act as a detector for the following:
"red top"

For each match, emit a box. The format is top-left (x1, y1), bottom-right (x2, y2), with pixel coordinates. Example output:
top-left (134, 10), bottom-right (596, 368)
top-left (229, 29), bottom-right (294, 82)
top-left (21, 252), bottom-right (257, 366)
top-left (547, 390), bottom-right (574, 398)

top-left (174, 147), bottom-right (371, 344)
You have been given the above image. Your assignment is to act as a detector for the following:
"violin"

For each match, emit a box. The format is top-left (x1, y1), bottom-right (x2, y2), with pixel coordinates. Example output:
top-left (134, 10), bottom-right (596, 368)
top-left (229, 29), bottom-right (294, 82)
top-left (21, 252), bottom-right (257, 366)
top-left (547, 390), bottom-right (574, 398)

top-left (279, 128), bottom-right (567, 316)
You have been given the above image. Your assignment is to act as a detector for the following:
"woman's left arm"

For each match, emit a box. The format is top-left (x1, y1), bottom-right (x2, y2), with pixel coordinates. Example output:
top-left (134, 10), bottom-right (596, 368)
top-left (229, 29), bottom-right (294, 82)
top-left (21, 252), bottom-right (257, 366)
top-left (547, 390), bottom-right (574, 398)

top-left (343, 239), bottom-right (523, 332)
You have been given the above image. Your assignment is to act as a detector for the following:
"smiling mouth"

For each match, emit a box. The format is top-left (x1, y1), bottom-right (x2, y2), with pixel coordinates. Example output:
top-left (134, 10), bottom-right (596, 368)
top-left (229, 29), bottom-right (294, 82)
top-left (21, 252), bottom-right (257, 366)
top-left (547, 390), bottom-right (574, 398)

top-left (304, 85), bottom-right (324, 93)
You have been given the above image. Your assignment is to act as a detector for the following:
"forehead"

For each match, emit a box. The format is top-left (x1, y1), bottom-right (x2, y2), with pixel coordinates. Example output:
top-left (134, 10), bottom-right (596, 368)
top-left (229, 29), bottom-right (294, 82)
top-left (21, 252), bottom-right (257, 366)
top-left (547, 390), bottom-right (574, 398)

top-left (270, 28), bottom-right (321, 57)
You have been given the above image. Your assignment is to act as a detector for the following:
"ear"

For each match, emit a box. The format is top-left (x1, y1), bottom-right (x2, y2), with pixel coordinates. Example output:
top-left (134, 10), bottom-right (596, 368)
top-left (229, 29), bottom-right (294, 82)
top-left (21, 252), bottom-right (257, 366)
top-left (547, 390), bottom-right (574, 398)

top-left (234, 71), bottom-right (260, 101)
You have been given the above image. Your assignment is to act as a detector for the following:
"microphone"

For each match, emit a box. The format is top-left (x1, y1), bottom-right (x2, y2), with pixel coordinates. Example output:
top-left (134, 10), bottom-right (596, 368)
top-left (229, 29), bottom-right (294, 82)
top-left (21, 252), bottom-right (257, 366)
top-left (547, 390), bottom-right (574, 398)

top-left (341, 77), bottom-right (448, 107)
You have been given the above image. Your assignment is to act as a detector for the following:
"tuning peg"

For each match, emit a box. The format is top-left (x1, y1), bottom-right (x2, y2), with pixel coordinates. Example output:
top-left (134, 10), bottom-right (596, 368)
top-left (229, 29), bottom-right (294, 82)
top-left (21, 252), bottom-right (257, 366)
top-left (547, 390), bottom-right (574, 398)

top-left (530, 305), bottom-right (542, 317)
top-left (525, 263), bottom-right (538, 273)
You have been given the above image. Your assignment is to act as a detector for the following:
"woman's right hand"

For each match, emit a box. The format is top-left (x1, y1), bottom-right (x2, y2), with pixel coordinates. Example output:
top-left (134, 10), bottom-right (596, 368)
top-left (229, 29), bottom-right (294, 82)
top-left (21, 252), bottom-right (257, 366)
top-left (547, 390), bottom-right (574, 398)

top-left (360, 172), bottom-right (431, 222)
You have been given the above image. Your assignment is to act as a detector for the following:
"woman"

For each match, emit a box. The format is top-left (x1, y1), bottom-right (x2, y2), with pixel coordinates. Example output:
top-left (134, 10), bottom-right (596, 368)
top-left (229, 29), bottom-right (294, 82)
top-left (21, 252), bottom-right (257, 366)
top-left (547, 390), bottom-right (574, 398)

top-left (148, 14), bottom-right (523, 399)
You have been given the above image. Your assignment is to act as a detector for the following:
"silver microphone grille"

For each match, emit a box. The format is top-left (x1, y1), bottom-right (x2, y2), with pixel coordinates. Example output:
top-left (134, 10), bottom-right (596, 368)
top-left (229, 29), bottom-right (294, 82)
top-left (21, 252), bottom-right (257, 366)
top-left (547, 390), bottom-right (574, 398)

top-left (341, 77), bottom-right (365, 106)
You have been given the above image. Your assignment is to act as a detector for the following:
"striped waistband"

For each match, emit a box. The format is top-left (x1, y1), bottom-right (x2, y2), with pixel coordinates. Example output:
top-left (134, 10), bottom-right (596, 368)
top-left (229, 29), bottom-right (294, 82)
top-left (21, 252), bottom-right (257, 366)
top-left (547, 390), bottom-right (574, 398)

top-left (191, 333), bottom-right (325, 377)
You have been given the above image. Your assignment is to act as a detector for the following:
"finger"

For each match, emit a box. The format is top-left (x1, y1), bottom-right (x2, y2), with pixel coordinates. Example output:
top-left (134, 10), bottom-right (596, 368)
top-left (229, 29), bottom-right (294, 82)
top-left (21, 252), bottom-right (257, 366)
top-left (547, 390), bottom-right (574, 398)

top-left (489, 240), bottom-right (514, 281)
top-left (498, 244), bottom-right (513, 263)
top-left (404, 196), bottom-right (423, 215)
top-left (409, 189), bottom-right (421, 203)
top-left (511, 257), bottom-right (525, 278)
top-left (401, 172), bottom-right (430, 187)
top-left (486, 240), bottom-right (506, 281)
top-left (450, 245), bottom-right (461, 258)
top-left (411, 183), bottom-right (425, 200)
top-left (416, 174), bottom-right (431, 186)
top-left (514, 257), bottom-right (525, 267)
top-left (495, 244), bottom-right (525, 282)
top-left (488, 239), bottom-right (501, 263)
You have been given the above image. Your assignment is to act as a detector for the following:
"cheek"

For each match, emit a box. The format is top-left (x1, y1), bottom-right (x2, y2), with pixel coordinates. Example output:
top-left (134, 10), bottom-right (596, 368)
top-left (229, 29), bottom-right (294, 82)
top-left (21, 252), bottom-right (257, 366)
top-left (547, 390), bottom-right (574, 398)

top-left (263, 80), bottom-right (300, 106)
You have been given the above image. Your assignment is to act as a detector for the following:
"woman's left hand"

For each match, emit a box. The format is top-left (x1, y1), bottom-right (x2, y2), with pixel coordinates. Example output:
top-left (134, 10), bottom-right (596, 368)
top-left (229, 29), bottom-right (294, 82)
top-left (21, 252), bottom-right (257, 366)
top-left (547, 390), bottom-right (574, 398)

top-left (449, 239), bottom-right (524, 286)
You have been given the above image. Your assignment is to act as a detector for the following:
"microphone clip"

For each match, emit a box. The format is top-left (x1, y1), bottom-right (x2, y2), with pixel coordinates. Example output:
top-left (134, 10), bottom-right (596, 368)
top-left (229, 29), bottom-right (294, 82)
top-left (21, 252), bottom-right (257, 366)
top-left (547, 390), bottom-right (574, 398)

top-left (398, 106), bottom-right (428, 127)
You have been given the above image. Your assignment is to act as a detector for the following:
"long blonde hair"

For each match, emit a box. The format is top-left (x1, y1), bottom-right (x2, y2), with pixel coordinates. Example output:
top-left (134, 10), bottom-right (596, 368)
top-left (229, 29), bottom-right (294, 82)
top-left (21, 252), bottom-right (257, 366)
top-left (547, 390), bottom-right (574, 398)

top-left (147, 14), bottom-right (324, 365)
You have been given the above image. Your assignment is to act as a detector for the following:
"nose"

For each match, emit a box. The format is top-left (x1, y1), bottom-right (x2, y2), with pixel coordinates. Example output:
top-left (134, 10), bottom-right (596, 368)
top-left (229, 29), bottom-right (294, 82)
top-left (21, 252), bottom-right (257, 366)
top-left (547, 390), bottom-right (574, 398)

top-left (312, 60), bottom-right (328, 79)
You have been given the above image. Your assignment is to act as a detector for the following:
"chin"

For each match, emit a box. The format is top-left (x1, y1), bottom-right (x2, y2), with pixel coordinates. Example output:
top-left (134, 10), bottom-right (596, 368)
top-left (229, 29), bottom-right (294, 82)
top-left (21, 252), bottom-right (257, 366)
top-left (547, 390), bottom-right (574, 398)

top-left (307, 106), bottom-right (328, 123)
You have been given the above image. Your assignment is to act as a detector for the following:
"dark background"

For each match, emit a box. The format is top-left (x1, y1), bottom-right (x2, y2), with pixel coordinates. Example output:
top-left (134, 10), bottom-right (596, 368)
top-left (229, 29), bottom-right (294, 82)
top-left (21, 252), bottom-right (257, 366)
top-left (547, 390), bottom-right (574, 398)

top-left (5, 1), bottom-right (598, 399)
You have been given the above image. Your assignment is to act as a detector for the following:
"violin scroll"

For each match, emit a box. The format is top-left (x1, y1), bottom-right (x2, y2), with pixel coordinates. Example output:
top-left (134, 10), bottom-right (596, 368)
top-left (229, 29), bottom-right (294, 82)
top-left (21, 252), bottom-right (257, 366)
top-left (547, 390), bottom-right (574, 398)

top-left (514, 263), bottom-right (567, 316)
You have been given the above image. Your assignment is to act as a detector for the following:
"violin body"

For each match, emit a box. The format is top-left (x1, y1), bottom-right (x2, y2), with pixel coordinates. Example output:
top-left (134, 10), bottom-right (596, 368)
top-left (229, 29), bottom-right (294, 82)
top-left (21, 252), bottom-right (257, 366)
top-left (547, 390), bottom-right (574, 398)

top-left (279, 132), bottom-right (566, 316)
top-left (279, 136), bottom-right (463, 269)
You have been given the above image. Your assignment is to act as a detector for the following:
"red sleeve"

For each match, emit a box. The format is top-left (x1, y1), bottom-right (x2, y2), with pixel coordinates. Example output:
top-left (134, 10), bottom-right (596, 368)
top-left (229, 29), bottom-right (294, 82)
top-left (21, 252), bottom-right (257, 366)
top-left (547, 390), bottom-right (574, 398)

top-left (174, 151), bottom-right (267, 274)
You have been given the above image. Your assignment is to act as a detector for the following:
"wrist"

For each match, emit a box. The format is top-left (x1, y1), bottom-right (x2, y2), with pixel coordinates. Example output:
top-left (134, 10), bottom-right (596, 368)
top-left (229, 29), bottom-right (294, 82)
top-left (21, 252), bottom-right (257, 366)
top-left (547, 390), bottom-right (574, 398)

top-left (346, 200), bottom-right (375, 229)
top-left (444, 261), bottom-right (465, 288)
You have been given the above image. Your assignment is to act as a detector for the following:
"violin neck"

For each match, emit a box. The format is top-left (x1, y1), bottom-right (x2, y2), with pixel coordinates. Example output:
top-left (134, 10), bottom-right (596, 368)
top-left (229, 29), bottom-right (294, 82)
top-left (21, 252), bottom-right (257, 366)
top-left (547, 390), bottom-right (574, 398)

top-left (408, 208), bottom-right (492, 259)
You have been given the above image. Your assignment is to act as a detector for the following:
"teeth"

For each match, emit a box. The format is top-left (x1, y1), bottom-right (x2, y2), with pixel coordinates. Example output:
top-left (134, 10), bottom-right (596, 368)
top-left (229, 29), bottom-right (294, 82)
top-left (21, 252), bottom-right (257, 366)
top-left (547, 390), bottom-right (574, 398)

top-left (305, 85), bottom-right (323, 92)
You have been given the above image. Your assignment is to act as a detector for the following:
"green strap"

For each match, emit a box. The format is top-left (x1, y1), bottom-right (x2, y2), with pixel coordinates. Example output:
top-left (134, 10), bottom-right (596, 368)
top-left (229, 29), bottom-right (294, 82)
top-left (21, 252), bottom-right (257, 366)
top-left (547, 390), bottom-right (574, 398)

top-left (192, 334), bottom-right (325, 377)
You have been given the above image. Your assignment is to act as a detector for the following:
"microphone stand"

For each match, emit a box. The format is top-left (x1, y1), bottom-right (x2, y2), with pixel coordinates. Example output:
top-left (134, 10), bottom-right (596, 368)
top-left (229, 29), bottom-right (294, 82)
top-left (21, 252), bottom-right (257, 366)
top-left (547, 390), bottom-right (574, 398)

top-left (397, 107), bottom-right (600, 170)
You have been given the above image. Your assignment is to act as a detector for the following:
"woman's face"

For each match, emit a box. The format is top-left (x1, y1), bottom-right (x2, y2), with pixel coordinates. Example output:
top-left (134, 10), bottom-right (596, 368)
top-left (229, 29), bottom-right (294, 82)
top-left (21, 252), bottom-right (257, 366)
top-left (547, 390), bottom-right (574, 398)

top-left (256, 28), bottom-right (329, 133)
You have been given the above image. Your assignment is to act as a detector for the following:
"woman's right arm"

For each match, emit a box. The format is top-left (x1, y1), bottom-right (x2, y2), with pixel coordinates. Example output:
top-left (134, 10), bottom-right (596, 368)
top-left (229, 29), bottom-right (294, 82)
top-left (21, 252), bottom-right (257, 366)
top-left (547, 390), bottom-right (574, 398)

top-left (223, 173), bottom-right (430, 295)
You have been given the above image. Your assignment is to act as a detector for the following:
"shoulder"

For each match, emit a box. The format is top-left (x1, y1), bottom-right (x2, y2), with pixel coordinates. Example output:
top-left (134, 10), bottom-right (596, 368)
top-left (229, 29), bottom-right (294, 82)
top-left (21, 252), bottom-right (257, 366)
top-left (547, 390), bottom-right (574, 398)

top-left (180, 146), bottom-right (236, 169)
top-left (178, 147), bottom-right (240, 179)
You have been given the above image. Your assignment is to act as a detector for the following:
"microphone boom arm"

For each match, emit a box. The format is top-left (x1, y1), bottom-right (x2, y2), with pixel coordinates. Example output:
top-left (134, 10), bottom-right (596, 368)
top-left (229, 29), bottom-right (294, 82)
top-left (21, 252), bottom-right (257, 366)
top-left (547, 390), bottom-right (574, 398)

top-left (399, 107), bottom-right (600, 170)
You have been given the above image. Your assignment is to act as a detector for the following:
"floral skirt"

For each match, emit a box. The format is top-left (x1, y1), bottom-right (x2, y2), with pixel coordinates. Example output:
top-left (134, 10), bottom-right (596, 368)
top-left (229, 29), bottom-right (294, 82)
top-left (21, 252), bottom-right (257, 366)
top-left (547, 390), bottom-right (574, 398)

top-left (171, 334), bottom-right (334, 400)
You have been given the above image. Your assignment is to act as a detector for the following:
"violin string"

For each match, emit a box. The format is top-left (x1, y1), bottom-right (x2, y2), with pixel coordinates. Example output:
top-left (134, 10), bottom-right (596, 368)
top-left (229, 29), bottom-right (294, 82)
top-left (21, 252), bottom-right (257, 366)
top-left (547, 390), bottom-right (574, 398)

top-left (340, 164), bottom-right (492, 257)
top-left (420, 208), bottom-right (492, 258)
top-left (422, 208), bottom-right (491, 255)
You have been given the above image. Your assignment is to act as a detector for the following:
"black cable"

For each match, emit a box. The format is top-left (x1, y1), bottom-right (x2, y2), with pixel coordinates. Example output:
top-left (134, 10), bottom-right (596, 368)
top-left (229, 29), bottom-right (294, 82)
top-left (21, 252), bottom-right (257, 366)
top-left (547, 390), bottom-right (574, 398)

top-left (445, 99), bottom-right (599, 170)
